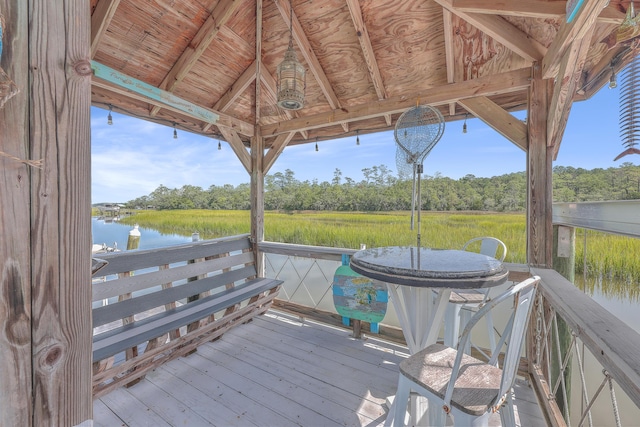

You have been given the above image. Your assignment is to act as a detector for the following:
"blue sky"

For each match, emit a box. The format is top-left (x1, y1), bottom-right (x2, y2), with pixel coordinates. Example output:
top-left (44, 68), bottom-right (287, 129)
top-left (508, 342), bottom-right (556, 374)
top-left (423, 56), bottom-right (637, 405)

top-left (92, 86), bottom-right (635, 203)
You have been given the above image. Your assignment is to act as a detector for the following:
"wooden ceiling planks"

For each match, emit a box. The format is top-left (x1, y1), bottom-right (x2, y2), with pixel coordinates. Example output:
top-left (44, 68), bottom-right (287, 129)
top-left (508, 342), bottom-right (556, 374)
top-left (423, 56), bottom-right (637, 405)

top-left (89, 0), bottom-right (640, 150)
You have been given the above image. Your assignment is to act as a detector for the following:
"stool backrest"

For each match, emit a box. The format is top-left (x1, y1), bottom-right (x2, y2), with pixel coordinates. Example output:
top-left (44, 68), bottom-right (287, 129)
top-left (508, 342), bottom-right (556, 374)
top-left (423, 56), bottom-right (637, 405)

top-left (462, 236), bottom-right (507, 262)
top-left (444, 276), bottom-right (540, 410)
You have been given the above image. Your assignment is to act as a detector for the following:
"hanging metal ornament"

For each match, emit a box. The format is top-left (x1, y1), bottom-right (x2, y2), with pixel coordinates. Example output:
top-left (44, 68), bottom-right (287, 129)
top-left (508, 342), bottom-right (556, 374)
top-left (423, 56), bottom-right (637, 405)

top-left (616, 55), bottom-right (640, 161)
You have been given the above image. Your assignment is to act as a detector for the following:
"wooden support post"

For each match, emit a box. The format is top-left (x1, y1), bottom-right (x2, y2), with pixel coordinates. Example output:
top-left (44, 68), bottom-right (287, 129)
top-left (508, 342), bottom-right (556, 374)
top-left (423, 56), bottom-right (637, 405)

top-left (526, 63), bottom-right (553, 267)
top-left (552, 225), bottom-right (575, 420)
top-left (251, 127), bottom-right (265, 277)
top-left (0, 0), bottom-right (93, 425)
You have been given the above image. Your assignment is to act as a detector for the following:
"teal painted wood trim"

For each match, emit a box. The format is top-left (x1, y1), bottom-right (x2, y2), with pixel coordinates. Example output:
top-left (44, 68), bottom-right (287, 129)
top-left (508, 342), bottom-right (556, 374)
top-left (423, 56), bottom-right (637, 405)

top-left (91, 61), bottom-right (219, 124)
top-left (0, 18), bottom-right (4, 59)
top-left (370, 323), bottom-right (379, 334)
top-left (565, 0), bottom-right (585, 23)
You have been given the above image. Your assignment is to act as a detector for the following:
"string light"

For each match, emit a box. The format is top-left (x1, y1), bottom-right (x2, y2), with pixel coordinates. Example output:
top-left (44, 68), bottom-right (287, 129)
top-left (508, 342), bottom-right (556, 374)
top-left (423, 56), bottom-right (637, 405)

top-left (315, 137), bottom-right (319, 152)
top-left (462, 114), bottom-right (468, 134)
top-left (173, 123), bottom-right (178, 139)
top-left (107, 105), bottom-right (113, 125)
top-left (218, 141), bottom-right (222, 150)
top-left (609, 65), bottom-right (618, 89)
top-left (356, 130), bottom-right (360, 145)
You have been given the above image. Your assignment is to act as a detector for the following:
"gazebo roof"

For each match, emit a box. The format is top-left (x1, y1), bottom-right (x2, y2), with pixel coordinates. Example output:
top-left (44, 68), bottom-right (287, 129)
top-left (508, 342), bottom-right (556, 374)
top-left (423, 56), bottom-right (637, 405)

top-left (90, 0), bottom-right (637, 154)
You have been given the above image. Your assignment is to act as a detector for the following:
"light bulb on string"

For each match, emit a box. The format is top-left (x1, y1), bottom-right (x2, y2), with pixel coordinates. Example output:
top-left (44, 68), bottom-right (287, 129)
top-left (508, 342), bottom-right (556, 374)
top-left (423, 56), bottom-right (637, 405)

top-left (218, 141), bottom-right (222, 150)
top-left (462, 114), bottom-right (468, 134)
top-left (315, 137), bottom-right (319, 152)
top-left (609, 66), bottom-right (617, 89)
top-left (356, 130), bottom-right (360, 145)
top-left (107, 105), bottom-right (113, 125)
top-left (173, 123), bottom-right (178, 139)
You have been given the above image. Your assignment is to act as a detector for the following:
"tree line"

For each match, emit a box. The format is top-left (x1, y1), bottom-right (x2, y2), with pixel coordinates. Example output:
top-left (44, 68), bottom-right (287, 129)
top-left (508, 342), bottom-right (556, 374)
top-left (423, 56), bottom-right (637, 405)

top-left (124, 162), bottom-right (640, 212)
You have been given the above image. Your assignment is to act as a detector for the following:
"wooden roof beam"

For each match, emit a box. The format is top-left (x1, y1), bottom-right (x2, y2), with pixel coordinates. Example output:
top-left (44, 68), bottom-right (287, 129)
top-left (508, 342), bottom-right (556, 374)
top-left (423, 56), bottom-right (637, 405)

top-left (218, 127), bottom-right (253, 173)
top-left (202, 60), bottom-right (258, 132)
top-left (442, 8), bottom-right (457, 116)
top-left (542, 0), bottom-right (609, 79)
top-left (432, 0), bottom-right (546, 62)
top-left (346, 0), bottom-right (391, 125)
top-left (346, 0), bottom-right (387, 101)
top-left (547, 28), bottom-right (595, 158)
top-left (459, 96), bottom-right (528, 151)
top-left (274, 0), bottom-right (348, 132)
top-left (261, 68), bottom-right (531, 137)
top-left (451, 0), bottom-right (624, 24)
top-left (150, 0), bottom-right (241, 116)
top-left (264, 132), bottom-right (295, 174)
top-left (91, 0), bottom-right (121, 58)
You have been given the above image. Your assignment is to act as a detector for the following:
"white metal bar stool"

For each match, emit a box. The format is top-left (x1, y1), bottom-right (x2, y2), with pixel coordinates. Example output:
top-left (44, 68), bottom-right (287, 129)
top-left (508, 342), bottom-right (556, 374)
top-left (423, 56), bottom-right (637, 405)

top-left (443, 237), bottom-right (507, 355)
top-left (387, 276), bottom-right (539, 427)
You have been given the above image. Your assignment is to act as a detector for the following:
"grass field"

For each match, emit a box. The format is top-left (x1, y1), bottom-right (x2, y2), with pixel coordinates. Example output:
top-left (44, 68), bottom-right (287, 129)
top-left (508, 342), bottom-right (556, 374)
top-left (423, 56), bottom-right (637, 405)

top-left (119, 209), bottom-right (640, 286)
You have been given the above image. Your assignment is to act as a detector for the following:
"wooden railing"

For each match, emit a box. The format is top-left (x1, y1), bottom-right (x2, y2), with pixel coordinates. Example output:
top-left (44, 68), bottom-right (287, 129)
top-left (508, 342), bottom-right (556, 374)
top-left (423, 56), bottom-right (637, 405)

top-left (527, 200), bottom-right (640, 427)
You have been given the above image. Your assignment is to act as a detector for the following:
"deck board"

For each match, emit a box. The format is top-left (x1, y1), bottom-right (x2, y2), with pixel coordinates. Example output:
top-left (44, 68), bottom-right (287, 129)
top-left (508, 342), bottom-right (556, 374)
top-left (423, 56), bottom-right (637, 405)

top-left (95, 310), bottom-right (546, 426)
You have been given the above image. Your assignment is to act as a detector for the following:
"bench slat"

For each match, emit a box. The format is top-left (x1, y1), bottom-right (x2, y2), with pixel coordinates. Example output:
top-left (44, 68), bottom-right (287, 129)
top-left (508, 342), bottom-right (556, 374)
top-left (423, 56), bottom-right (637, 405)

top-left (96, 234), bottom-right (251, 276)
top-left (93, 265), bottom-right (257, 328)
top-left (92, 278), bottom-right (281, 361)
top-left (92, 251), bottom-right (255, 302)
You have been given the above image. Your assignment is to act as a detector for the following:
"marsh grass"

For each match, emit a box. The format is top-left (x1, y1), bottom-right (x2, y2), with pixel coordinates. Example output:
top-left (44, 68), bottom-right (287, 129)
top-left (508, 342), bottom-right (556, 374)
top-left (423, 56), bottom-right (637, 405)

top-left (120, 210), bottom-right (640, 291)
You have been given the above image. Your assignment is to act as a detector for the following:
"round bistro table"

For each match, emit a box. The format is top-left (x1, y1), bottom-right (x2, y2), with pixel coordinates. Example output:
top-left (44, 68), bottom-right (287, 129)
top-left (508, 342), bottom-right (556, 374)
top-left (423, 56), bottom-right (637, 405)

top-left (350, 246), bottom-right (508, 354)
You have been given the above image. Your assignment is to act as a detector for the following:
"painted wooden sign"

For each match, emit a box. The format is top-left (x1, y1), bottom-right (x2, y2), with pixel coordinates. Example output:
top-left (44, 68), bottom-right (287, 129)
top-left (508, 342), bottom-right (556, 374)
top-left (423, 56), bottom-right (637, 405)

top-left (333, 255), bottom-right (387, 333)
top-left (91, 61), bottom-right (219, 124)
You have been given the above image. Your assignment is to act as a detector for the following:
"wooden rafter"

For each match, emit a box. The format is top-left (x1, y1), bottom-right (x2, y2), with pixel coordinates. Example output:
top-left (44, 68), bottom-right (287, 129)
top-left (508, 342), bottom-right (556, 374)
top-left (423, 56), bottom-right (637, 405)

top-left (261, 68), bottom-right (531, 137)
top-left (150, 0), bottom-right (241, 116)
top-left (91, 0), bottom-right (121, 58)
top-left (459, 96), bottom-right (528, 151)
top-left (433, 0), bottom-right (546, 62)
top-left (451, 0), bottom-right (625, 24)
top-left (264, 132), bottom-right (295, 174)
top-left (273, 0), bottom-right (348, 132)
top-left (346, 0), bottom-right (387, 100)
top-left (547, 28), bottom-right (595, 158)
top-left (442, 8), bottom-right (457, 116)
top-left (345, 0), bottom-right (392, 126)
top-left (203, 61), bottom-right (258, 131)
top-left (219, 127), bottom-right (253, 173)
top-left (542, 0), bottom-right (609, 79)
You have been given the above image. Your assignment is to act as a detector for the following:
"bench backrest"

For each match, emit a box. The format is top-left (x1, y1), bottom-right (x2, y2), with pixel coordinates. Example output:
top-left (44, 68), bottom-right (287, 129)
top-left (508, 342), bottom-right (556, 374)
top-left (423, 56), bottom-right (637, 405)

top-left (92, 234), bottom-right (255, 330)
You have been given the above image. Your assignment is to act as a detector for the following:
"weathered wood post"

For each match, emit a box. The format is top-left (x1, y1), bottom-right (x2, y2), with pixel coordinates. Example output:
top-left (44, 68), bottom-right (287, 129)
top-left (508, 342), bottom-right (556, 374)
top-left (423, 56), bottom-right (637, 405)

top-left (126, 223), bottom-right (141, 250)
top-left (0, 0), bottom-right (93, 425)
top-left (553, 224), bottom-right (575, 420)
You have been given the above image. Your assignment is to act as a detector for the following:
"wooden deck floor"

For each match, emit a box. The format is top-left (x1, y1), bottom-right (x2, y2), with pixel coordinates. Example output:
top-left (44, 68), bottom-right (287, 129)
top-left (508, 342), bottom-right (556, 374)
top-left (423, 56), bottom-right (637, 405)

top-left (94, 310), bottom-right (547, 426)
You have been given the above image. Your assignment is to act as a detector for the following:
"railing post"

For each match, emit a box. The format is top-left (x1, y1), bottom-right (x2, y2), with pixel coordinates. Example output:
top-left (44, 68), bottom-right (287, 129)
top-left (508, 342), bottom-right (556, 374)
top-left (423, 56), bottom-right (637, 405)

top-left (553, 224), bottom-right (575, 421)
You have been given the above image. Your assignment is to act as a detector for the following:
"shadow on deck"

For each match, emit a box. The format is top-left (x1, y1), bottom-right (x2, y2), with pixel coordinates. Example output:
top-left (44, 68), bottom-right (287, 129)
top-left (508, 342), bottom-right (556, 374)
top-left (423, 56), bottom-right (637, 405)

top-left (94, 310), bottom-right (546, 426)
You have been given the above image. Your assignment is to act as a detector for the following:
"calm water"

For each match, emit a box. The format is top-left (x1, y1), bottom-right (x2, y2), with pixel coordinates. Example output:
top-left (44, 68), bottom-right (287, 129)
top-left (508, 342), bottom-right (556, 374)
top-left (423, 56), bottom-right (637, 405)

top-left (92, 217), bottom-right (192, 250)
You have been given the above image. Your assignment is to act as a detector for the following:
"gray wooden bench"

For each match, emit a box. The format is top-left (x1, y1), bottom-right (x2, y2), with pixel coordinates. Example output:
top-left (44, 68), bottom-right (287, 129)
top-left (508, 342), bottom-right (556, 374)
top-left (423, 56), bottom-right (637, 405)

top-left (91, 233), bottom-right (281, 398)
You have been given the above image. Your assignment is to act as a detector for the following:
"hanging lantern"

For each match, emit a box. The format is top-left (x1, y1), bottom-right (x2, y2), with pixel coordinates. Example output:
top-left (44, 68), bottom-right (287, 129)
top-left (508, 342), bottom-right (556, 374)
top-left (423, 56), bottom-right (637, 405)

top-left (277, 1), bottom-right (305, 110)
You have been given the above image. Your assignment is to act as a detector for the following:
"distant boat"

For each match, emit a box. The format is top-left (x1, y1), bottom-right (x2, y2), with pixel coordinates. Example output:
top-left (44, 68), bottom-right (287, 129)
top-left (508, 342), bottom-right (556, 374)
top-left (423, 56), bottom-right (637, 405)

top-left (92, 242), bottom-right (119, 254)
